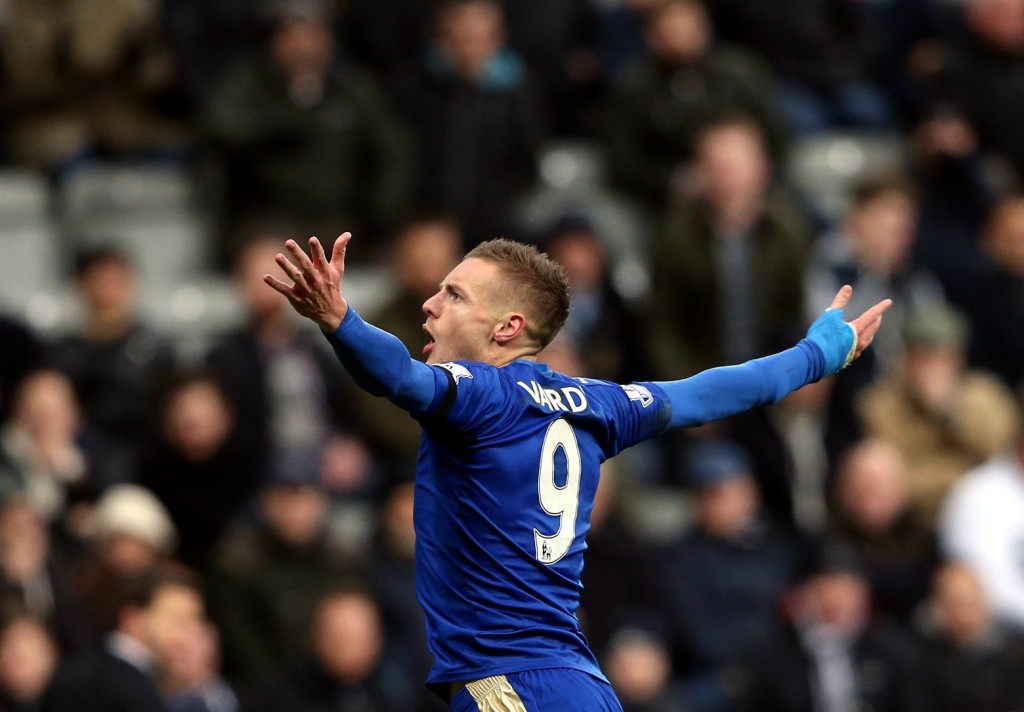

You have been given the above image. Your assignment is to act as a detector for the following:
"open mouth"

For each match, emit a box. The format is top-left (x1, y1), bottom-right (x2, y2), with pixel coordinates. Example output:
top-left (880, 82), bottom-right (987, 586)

top-left (422, 324), bottom-right (435, 355)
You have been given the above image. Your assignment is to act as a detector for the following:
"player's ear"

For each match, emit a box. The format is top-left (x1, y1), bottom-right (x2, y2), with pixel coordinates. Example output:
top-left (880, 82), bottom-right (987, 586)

top-left (493, 312), bottom-right (527, 344)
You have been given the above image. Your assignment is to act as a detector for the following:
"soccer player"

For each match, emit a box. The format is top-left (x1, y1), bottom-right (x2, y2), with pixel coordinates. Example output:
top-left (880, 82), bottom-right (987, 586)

top-left (265, 232), bottom-right (891, 711)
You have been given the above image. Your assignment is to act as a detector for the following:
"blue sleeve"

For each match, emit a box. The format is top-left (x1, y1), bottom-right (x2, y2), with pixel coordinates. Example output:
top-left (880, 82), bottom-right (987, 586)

top-left (654, 339), bottom-right (825, 429)
top-left (322, 308), bottom-right (448, 415)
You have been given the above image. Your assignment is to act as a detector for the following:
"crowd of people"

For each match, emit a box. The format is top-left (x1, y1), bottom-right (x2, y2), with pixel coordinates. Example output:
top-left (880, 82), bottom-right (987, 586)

top-left (1, 0), bottom-right (1024, 710)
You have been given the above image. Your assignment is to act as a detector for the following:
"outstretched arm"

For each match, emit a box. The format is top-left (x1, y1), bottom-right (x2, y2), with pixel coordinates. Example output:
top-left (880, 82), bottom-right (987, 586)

top-left (264, 234), bottom-right (441, 415)
top-left (654, 286), bottom-right (891, 429)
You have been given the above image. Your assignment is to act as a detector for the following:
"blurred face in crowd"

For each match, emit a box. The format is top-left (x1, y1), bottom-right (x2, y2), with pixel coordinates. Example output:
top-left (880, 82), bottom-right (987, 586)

top-left (931, 563), bottom-right (990, 645)
top-left (271, 17), bottom-right (334, 79)
top-left (162, 380), bottom-right (233, 462)
top-left (903, 343), bottom-right (964, 413)
top-left (126, 584), bottom-right (205, 666)
top-left (162, 621), bottom-right (221, 693)
top-left (436, 0), bottom-right (506, 79)
top-left (77, 256), bottom-right (136, 320)
top-left (0, 617), bottom-right (57, 703)
top-left (547, 231), bottom-right (606, 294)
top-left (604, 631), bottom-right (671, 704)
top-left (382, 482), bottom-right (416, 559)
top-left (697, 475), bottom-right (759, 539)
top-left (260, 484), bottom-right (328, 547)
top-left (966, 0), bottom-right (1024, 52)
top-left (984, 196), bottom-right (1024, 278)
top-left (100, 534), bottom-right (163, 576)
top-left (393, 221), bottom-right (462, 301)
top-left (801, 571), bottom-right (870, 634)
top-left (847, 190), bottom-right (918, 276)
top-left (645, 0), bottom-right (711, 65)
top-left (835, 439), bottom-right (909, 535)
top-left (12, 370), bottom-right (79, 445)
top-left (694, 122), bottom-right (771, 214)
top-left (313, 592), bottom-right (384, 683)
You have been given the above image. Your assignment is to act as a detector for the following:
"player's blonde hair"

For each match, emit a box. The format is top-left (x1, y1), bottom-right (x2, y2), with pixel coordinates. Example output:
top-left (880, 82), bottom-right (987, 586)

top-left (465, 238), bottom-right (570, 349)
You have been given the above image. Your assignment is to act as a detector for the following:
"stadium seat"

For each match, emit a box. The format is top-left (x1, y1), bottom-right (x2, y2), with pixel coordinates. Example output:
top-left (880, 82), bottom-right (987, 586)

top-left (59, 162), bottom-right (215, 289)
top-left (785, 131), bottom-right (909, 222)
top-left (0, 169), bottom-right (63, 316)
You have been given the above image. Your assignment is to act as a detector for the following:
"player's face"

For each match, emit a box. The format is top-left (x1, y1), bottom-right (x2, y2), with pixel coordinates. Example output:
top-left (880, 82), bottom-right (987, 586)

top-left (421, 258), bottom-right (504, 364)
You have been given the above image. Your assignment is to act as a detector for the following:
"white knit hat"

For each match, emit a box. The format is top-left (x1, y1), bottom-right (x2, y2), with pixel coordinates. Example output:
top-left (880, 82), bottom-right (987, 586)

top-left (93, 484), bottom-right (178, 554)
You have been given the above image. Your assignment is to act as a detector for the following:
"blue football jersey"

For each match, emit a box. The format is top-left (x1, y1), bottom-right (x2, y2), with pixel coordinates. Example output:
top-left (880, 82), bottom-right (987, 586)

top-left (412, 359), bottom-right (671, 687)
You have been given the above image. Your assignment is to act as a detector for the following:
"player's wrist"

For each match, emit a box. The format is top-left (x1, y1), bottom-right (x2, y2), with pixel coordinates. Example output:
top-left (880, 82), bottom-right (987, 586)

top-left (806, 309), bottom-right (857, 376)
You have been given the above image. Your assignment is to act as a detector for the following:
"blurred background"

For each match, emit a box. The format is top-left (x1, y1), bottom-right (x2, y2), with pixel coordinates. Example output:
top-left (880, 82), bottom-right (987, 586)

top-left (0, 0), bottom-right (1023, 710)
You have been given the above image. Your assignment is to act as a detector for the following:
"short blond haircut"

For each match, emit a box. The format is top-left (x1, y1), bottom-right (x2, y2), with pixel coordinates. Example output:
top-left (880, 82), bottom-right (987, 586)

top-left (465, 239), bottom-right (570, 349)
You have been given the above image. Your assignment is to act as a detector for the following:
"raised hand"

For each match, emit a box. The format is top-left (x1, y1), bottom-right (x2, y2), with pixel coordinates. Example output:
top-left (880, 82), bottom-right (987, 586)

top-left (830, 284), bottom-right (892, 363)
top-left (808, 285), bottom-right (892, 375)
top-left (264, 232), bottom-right (352, 332)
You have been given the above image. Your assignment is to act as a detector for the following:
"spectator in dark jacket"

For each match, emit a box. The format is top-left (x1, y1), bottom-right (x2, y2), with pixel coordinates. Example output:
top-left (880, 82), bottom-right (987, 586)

top-left (725, 543), bottom-right (924, 712)
top-left (395, 0), bottom-right (545, 247)
top-left (604, 0), bottom-right (787, 209)
top-left (915, 562), bottom-right (1024, 712)
top-left (49, 247), bottom-right (175, 490)
top-left (651, 440), bottom-right (805, 712)
top-left (924, 0), bottom-right (1024, 182)
top-left (201, 0), bottom-right (415, 263)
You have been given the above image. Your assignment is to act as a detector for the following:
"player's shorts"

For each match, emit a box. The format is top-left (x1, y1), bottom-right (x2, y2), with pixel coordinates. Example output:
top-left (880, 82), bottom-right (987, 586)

top-left (449, 668), bottom-right (623, 712)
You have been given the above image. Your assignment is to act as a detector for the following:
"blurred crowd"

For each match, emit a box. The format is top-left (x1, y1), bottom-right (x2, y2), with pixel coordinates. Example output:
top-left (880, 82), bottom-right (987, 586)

top-left (1, 0), bottom-right (1024, 710)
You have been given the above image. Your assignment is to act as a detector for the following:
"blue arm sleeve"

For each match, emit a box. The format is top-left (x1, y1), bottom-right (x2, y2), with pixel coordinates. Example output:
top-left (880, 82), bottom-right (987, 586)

top-left (653, 339), bottom-right (826, 429)
top-left (322, 308), bottom-right (444, 415)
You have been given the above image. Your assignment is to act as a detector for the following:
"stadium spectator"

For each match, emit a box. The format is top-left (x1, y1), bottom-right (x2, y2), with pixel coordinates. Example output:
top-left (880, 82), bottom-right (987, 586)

top-left (707, 0), bottom-right (894, 133)
top-left (71, 484), bottom-right (178, 645)
top-left (923, 0), bottom-right (1024, 183)
top-left (49, 247), bottom-right (175, 490)
top-left (0, 372), bottom-right (88, 525)
top-left (352, 217), bottom-right (463, 484)
top-left (0, 0), bottom-right (186, 176)
top-left (394, 0), bottom-right (545, 246)
top-left (805, 172), bottom-right (946, 375)
top-left (0, 605), bottom-right (58, 711)
top-left (604, 0), bottom-right (787, 209)
top-left (0, 497), bottom-right (89, 655)
top-left (137, 372), bottom-right (258, 569)
top-left (162, 622), bottom-right (238, 712)
top-left (938, 404), bottom-right (1024, 630)
top-left (42, 565), bottom-right (205, 712)
top-left (946, 193), bottom-right (1024, 390)
top-left (200, 0), bottom-right (414, 262)
top-left (648, 113), bottom-right (811, 379)
top-left (543, 214), bottom-right (650, 383)
top-left (249, 585), bottom-right (414, 712)
top-left (825, 439), bottom-right (938, 622)
top-left (915, 562), bottom-right (1024, 712)
top-left (651, 439), bottom-right (805, 711)
top-left (602, 628), bottom-right (687, 712)
top-left (207, 451), bottom-right (359, 685)
top-left (725, 542), bottom-right (923, 712)
top-left (805, 172), bottom-right (948, 462)
top-left (909, 109), bottom-right (998, 289)
top-left (206, 235), bottom-right (359, 486)
top-left (857, 305), bottom-right (1020, 522)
